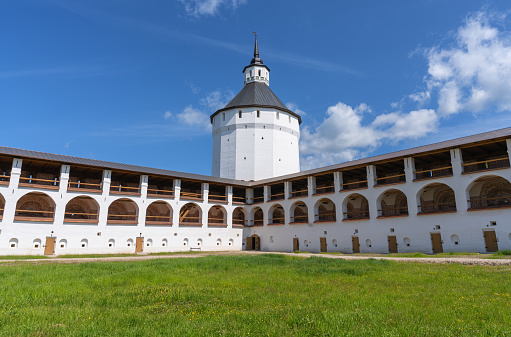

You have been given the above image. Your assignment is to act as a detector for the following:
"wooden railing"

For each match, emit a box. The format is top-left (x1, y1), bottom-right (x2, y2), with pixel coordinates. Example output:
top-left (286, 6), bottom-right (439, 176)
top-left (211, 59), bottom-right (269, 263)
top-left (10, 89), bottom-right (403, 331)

top-left (343, 210), bottom-right (369, 220)
top-left (0, 175), bottom-right (10, 183)
top-left (290, 215), bottom-right (308, 223)
top-left (208, 217), bottom-right (226, 224)
top-left (145, 215), bottom-right (172, 223)
top-left (418, 202), bottom-right (456, 214)
top-left (15, 209), bottom-right (54, 218)
top-left (64, 212), bottom-right (99, 220)
top-left (232, 196), bottom-right (247, 204)
top-left (68, 181), bottom-right (102, 191)
top-left (375, 173), bottom-right (406, 186)
top-left (469, 196), bottom-right (511, 209)
top-left (414, 166), bottom-right (453, 180)
top-left (107, 214), bottom-right (138, 221)
top-left (232, 219), bottom-right (247, 226)
top-left (180, 191), bottom-right (202, 199)
top-left (251, 196), bottom-right (264, 204)
top-left (269, 192), bottom-right (285, 201)
top-left (341, 180), bottom-right (368, 191)
top-left (110, 185), bottom-right (140, 194)
top-left (291, 189), bottom-right (308, 198)
top-left (19, 177), bottom-right (59, 187)
top-left (180, 216), bottom-right (201, 223)
top-left (208, 194), bottom-right (227, 202)
top-left (462, 157), bottom-right (510, 173)
top-left (147, 188), bottom-right (174, 197)
top-left (315, 185), bottom-right (334, 194)
top-left (378, 207), bottom-right (408, 217)
top-left (249, 219), bottom-right (264, 226)
top-left (268, 217), bottom-right (284, 224)
top-left (315, 212), bottom-right (336, 222)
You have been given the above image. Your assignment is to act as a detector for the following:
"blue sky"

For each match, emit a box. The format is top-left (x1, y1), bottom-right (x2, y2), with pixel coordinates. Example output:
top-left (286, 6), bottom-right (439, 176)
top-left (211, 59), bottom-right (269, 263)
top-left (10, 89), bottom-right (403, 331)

top-left (2, 1), bottom-right (511, 175)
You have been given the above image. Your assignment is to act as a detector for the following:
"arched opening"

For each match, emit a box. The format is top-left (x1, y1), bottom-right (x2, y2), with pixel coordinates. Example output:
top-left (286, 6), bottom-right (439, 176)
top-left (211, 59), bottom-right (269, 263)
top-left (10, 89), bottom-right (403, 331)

top-left (232, 207), bottom-right (247, 227)
top-left (377, 189), bottom-right (408, 217)
top-left (467, 175), bottom-right (511, 210)
top-left (208, 205), bottom-right (227, 226)
top-left (250, 207), bottom-right (263, 226)
top-left (81, 239), bottom-right (88, 248)
top-left (290, 201), bottom-right (308, 224)
top-left (246, 234), bottom-right (260, 251)
top-left (268, 204), bottom-right (284, 225)
top-left (145, 201), bottom-right (172, 225)
top-left (107, 198), bottom-right (138, 224)
top-left (314, 198), bottom-right (336, 222)
top-left (64, 196), bottom-right (100, 223)
top-left (343, 194), bottom-right (369, 220)
top-left (179, 203), bottom-right (202, 226)
top-left (14, 192), bottom-right (55, 221)
top-left (0, 193), bottom-right (4, 219)
top-left (417, 183), bottom-right (456, 214)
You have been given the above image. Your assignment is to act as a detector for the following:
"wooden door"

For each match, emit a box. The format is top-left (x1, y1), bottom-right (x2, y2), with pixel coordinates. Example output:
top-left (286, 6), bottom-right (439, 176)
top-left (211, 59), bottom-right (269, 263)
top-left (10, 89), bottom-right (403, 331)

top-left (246, 237), bottom-right (253, 250)
top-left (352, 236), bottom-right (360, 253)
top-left (388, 235), bottom-right (398, 253)
top-left (293, 237), bottom-right (299, 252)
top-left (136, 237), bottom-right (144, 253)
top-left (254, 236), bottom-right (260, 251)
top-left (483, 230), bottom-right (498, 252)
top-left (44, 237), bottom-right (56, 255)
top-left (320, 237), bottom-right (327, 252)
top-left (430, 233), bottom-right (443, 253)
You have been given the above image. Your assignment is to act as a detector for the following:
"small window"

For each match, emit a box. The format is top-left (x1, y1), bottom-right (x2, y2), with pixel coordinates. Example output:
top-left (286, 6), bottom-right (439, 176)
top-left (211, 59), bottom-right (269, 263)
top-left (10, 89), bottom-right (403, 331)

top-left (222, 112), bottom-right (225, 121)
top-left (289, 116), bottom-right (291, 123)
top-left (239, 110), bottom-right (242, 118)
top-left (258, 70), bottom-right (261, 76)
top-left (250, 70), bottom-right (252, 77)
top-left (257, 110), bottom-right (260, 118)
top-left (276, 111), bottom-right (279, 120)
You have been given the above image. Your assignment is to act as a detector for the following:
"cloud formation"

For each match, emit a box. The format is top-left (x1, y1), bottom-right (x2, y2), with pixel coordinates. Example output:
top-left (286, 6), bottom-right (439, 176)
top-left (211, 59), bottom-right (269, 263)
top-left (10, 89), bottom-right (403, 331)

top-left (178, 0), bottom-right (247, 17)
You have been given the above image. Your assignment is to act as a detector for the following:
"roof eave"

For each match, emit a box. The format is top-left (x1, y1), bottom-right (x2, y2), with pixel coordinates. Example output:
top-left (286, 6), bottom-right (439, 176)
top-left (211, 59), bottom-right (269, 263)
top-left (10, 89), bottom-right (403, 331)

top-left (210, 104), bottom-right (302, 124)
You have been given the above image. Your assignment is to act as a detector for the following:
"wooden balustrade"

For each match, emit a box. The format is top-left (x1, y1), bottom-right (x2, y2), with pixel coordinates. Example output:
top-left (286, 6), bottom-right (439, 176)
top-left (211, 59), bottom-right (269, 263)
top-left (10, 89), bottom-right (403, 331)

top-left (269, 192), bottom-right (285, 200)
top-left (207, 217), bottom-right (226, 224)
top-left (417, 202), bottom-right (456, 214)
top-left (315, 212), bottom-right (336, 222)
top-left (378, 207), bottom-right (408, 217)
top-left (145, 215), bottom-right (172, 223)
top-left (64, 212), bottom-right (99, 220)
top-left (343, 210), bottom-right (369, 220)
top-left (251, 196), bottom-right (264, 204)
top-left (107, 214), bottom-right (138, 221)
top-left (462, 157), bottom-right (510, 173)
top-left (180, 216), bottom-right (201, 223)
top-left (375, 173), bottom-right (406, 186)
top-left (208, 194), bottom-right (227, 202)
top-left (249, 219), bottom-right (264, 226)
top-left (291, 189), bottom-right (308, 197)
top-left (0, 175), bottom-right (10, 185)
top-left (14, 209), bottom-right (55, 221)
top-left (268, 217), bottom-right (284, 224)
top-left (147, 188), bottom-right (174, 197)
top-left (341, 180), bottom-right (368, 191)
top-left (468, 196), bottom-right (511, 209)
top-left (232, 196), bottom-right (247, 204)
top-left (414, 166), bottom-right (453, 180)
top-left (68, 181), bottom-right (102, 192)
top-left (19, 176), bottom-right (59, 189)
top-left (290, 215), bottom-right (308, 223)
top-left (180, 191), bottom-right (202, 199)
top-left (315, 185), bottom-right (334, 194)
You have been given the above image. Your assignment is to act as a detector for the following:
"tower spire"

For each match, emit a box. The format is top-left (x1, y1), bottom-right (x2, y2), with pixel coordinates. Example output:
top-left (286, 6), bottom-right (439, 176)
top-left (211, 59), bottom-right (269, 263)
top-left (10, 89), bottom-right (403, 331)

top-left (250, 32), bottom-right (263, 65)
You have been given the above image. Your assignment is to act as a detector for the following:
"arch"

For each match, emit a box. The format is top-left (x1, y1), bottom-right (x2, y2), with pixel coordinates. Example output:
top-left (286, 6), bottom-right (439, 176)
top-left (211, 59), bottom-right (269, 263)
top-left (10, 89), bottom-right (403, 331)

top-left (365, 239), bottom-right (372, 248)
top-left (403, 237), bottom-right (411, 247)
top-left (268, 204), bottom-right (284, 225)
top-left (332, 239), bottom-right (338, 247)
top-left (377, 189), bottom-right (408, 217)
top-left (80, 239), bottom-right (88, 248)
top-left (290, 201), bottom-right (308, 224)
top-left (417, 183), bottom-right (456, 214)
top-left (146, 238), bottom-right (153, 247)
top-left (197, 238), bottom-right (203, 246)
top-left (145, 200), bottom-right (172, 225)
top-left (64, 196), bottom-right (100, 223)
top-left (15, 192), bottom-right (55, 221)
top-left (179, 203), bottom-right (202, 225)
top-left (314, 198), bottom-right (336, 222)
top-left (250, 207), bottom-right (263, 226)
top-left (208, 205), bottom-right (227, 226)
top-left (467, 175), bottom-right (511, 209)
top-left (108, 239), bottom-right (115, 247)
top-left (162, 238), bottom-right (168, 247)
top-left (229, 238), bottom-right (234, 246)
top-left (33, 238), bottom-right (42, 249)
top-left (107, 198), bottom-right (138, 224)
top-left (343, 193), bottom-right (369, 220)
top-left (9, 238), bottom-right (18, 248)
top-left (58, 239), bottom-right (67, 249)
top-left (232, 207), bottom-right (247, 227)
top-left (183, 238), bottom-right (189, 246)
top-left (127, 238), bottom-right (134, 247)
top-left (216, 238), bottom-right (222, 246)
top-left (450, 235), bottom-right (460, 246)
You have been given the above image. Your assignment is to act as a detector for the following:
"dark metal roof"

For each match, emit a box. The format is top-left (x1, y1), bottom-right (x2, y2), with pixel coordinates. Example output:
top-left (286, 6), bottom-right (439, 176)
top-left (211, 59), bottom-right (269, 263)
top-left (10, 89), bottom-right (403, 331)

top-left (0, 146), bottom-right (251, 187)
top-left (210, 82), bottom-right (302, 123)
top-left (1, 127), bottom-right (510, 188)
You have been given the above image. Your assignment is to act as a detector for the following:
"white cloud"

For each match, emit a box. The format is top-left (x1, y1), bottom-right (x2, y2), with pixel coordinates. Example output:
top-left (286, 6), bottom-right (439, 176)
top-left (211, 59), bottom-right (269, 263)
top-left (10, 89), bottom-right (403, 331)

top-left (178, 0), bottom-right (247, 17)
top-left (164, 111), bottom-right (172, 119)
top-left (176, 106), bottom-right (212, 130)
top-left (286, 102), bottom-right (306, 116)
top-left (300, 102), bottom-right (438, 170)
top-left (425, 11), bottom-right (511, 116)
top-left (200, 90), bottom-right (233, 111)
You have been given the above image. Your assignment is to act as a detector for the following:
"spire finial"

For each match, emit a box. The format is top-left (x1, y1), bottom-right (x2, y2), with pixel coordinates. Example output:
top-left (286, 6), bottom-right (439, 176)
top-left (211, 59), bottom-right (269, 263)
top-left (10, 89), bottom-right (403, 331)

top-left (250, 32), bottom-right (263, 65)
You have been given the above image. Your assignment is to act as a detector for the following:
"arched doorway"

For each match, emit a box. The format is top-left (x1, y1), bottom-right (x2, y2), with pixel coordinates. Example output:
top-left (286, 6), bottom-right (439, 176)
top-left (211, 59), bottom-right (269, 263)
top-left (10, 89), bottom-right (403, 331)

top-left (246, 234), bottom-right (260, 251)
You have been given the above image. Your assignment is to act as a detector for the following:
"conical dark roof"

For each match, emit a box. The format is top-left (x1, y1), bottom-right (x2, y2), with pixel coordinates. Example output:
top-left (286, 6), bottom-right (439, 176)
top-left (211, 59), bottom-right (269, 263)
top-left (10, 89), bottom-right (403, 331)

top-left (210, 82), bottom-right (302, 124)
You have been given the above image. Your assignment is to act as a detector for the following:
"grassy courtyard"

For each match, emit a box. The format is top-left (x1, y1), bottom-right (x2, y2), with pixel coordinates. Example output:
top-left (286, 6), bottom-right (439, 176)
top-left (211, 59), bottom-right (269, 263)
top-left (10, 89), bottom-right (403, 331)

top-left (0, 255), bottom-right (510, 336)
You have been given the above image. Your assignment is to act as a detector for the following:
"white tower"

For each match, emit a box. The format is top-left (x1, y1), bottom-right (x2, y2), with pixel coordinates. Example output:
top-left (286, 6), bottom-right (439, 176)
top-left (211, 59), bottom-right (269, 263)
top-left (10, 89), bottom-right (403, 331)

top-left (211, 35), bottom-right (301, 180)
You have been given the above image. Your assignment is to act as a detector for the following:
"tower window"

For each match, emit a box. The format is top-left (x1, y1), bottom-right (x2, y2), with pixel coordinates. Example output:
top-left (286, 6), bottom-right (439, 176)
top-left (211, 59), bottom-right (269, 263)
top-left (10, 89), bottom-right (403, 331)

top-left (258, 70), bottom-right (261, 76)
top-left (257, 110), bottom-right (260, 118)
top-left (222, 112), bottom-right (225, 121)
top-left (239, 110), bottom-right (242, 118)
top-left (250, 70), bottom-right (252, 77)
top-left (289, 116), bottom-right (291, 123)
top-left (276, 111), bottom-right (279, 120)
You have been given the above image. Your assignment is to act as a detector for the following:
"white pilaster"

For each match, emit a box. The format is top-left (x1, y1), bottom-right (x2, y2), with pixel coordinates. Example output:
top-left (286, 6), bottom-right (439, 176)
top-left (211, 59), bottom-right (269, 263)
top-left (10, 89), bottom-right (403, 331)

top-left (284, 181), bottom-right (291, 199)
top-left (334, 172), bottom-right (342, 192)
top-left (366, 165), bottom-right (376, 188)
top-left (307, 176), bottom-right (316, 196)
top-left (227, 186), bottom-right (233, 205)
top-left (59, 165), bottom-right (70, 194)
top-left (404, 157), bottom-right (415, 183)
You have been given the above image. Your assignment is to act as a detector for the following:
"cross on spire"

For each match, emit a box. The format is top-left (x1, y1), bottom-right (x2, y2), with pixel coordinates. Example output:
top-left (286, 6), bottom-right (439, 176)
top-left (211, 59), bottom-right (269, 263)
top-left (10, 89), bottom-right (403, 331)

top-left (250, 32), bottom-right (263, 65)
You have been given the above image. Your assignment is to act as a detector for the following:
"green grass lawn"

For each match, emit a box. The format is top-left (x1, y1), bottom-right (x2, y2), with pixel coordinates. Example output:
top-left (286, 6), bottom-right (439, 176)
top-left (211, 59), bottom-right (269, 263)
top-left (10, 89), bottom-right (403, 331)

top-left (0, 255), bottom-right (510, 336)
